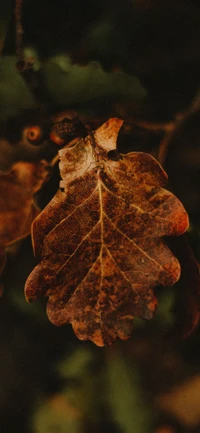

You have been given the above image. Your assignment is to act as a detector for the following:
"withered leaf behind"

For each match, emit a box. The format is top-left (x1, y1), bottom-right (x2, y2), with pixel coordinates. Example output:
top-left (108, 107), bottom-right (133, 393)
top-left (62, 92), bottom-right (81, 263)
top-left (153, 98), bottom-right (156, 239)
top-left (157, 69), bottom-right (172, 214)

top-left (25, 118), bottom-right (189, 346)
top-left (0, 160), bottom-right (49, 275)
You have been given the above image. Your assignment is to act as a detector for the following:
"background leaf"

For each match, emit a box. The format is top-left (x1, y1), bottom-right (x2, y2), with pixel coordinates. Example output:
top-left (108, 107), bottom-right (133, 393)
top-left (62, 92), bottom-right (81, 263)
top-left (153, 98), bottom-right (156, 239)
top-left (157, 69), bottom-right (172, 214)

top-left (0, 160), bottom-right (49, 277)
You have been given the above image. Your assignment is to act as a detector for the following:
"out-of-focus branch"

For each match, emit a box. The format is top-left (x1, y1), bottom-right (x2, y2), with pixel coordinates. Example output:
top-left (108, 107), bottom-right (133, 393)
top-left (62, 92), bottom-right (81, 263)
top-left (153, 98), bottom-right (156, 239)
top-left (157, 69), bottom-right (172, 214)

top-left (157, 91), bottom-right (200, 166)
top-left (132, 119), bottom-right (174, 133)
top-left (15, 0), bottom-right (34, 73)
top-left (15, 0), bottom-right (23, 64)
top-left (130, 91), bottom-right (200, 167)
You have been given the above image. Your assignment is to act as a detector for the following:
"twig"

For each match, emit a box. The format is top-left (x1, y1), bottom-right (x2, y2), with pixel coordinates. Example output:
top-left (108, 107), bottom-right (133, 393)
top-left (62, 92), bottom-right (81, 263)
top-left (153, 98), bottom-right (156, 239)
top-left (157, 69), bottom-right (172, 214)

top-left (156, 123), bottom-right (176, 166)
top-left (15, 0), bottom-right (23, 65)
top-left (15, 0), bottom-right (34, 72)
top-left (157, 90), bottom-right (200, 166)
top-left (131, 119), bottom-right (174, 133)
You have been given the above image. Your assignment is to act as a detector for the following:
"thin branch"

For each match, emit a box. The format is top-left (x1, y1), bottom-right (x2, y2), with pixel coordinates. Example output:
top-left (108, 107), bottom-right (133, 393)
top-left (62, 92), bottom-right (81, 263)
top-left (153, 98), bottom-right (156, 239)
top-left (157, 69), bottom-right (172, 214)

top-left (157, 90), bottom-right (200, 166)
top-left (156, 123), bottom-right (176, 166)
top-left (15, 0), bottom-right (34, 72)
top-left (131, 119), bottom-right (174, 133)
top-left (15, 0), bottom-right (23, 64)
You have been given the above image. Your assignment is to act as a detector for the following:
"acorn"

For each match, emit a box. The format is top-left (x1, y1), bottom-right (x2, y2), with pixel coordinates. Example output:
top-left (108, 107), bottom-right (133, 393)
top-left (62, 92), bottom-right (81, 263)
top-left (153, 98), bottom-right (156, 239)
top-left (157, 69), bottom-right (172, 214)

top-left (26, 126), bottom-right (43, 145)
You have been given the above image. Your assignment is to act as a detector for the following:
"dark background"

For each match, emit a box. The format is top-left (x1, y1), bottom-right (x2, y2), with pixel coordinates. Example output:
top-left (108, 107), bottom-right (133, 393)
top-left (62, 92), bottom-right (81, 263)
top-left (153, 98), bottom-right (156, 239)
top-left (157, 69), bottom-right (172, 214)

top-left (0, 1), bottom-right (200, 432)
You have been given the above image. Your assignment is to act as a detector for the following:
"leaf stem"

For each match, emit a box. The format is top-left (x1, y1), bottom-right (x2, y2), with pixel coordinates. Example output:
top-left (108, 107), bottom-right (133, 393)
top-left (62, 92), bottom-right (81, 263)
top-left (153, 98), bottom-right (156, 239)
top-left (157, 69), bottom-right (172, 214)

top-left (49, 137), bottom-right (81, 167)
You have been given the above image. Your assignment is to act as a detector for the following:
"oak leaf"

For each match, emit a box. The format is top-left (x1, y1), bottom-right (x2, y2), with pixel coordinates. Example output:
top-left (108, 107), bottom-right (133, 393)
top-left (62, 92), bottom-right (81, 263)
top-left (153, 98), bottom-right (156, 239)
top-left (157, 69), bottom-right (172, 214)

top-left (0, 160), bottom-right (49, 275)
top-left (25, 118), bottom-right (189, 346)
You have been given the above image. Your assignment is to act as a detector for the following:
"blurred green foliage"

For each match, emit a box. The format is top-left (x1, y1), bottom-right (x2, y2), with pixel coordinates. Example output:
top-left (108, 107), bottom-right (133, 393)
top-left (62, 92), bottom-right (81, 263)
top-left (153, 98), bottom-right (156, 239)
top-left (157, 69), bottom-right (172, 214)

top-left (0, 54), bottom-right (145, 120)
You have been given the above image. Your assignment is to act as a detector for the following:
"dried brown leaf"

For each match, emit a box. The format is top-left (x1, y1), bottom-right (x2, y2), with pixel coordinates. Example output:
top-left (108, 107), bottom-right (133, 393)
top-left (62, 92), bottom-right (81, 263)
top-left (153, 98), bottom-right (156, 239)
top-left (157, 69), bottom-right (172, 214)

top-left (0, 160), bottom-right (49, 275)
top-left (25, 118), bottom-right (189, 346)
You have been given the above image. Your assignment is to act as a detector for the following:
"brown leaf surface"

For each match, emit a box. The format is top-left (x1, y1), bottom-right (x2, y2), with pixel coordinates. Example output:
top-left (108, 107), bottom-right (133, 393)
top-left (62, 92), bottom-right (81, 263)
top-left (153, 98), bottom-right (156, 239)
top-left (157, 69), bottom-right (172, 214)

top-left (25, 118), bottom-right (189, 346)
top-left (0, 160), bottom-right (49, 275)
